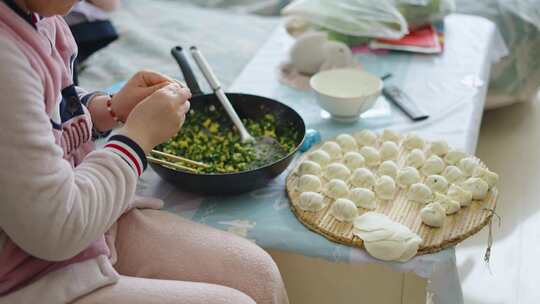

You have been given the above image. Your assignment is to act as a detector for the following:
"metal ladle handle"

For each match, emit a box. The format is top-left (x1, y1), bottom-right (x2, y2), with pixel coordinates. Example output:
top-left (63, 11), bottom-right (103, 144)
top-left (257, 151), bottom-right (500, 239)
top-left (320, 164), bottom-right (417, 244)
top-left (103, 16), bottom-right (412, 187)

top-left (190, 46), bottom-right (254, 143)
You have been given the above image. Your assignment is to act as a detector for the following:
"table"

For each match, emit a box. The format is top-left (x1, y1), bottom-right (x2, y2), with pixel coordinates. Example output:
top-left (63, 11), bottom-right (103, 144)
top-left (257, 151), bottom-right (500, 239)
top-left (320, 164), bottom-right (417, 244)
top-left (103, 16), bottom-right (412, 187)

top-left (136, 14), bottom-right (507, 304)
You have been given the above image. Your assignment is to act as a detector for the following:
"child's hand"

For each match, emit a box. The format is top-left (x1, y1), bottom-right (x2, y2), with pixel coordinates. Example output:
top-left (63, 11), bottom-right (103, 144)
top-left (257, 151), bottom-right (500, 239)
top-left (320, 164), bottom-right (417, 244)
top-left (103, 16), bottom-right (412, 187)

top-left (111, 70), bottom-right (179, 122)
top-left (118, 83), bottom-right (191, 154)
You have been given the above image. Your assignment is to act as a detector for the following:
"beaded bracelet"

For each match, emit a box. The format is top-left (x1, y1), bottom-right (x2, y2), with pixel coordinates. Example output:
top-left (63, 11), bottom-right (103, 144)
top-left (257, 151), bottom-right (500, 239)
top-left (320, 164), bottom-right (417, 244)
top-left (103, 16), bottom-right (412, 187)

top-left (106, 95), bottom-right (124, 125)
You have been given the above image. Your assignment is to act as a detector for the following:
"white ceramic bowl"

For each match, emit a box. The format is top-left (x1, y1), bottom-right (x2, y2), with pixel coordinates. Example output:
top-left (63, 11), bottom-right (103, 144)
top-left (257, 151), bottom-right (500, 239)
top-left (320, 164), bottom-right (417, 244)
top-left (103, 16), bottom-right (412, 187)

top-left (310, 69), bottom-right (383, 122)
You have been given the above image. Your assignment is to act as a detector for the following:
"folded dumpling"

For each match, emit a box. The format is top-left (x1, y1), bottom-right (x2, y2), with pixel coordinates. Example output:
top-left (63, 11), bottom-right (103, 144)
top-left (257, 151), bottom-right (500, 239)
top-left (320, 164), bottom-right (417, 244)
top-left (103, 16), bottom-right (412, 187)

top-left (298, 174), bottom-right (322, 192)
top-left (403, 133), bottom-right (425, 150)
top-left (420, 202), bottom-right (446, 227)
top-left (442, 165), bottom-right (464, 184)
top-left (324, 163), bottom-right (351, 181)
top-left (472, 167), bottom-right (499, 188)
top-left (343, 152), bottom-right (365, 171)
top-left (378, 160), bottom-right (398, 179)
top-left (375, 175), bottom-right (397, 200)
top-left (321, 141), bottom-right (342, 160)
top-left (406, 149), bottom-right (425, 169)
top-left (354, 130), bottom-right (377, 147)
top-left (462, 177), bottom-right (489, 200)
top-left (425, 175), bottom-right (449, 193)
top-left (396, 167), bottom-right (421, 188)
top-left (298, 192), bottom-right (326, 212)
top-left (407, 183), bottom-right (433, 204)
top-left (381, 129), bottom-right (401, 143)
top-left (325, 179), bottom-right (350, 199)
top-left (380, 141), bottom-right (399, 161)
top-left (308, 150), bottom-right (331, 167)
top-left (299, 160), bottom-right (322, 176)
top-left (422, 155), bottom-right (446, 175)
top-left (351, 168), bottom-right (376, 189)
top-left (359, 146), bottom-right (381, 167)
top-left (349, 188), bottom-right (376, 210)
top-left (447, 184), bottom-right (473, 207)
top-left (336, 134), bottom-right (358, 152)
top-left (330, 198), bottom-right (358, 222)
top-left (429, 140), bottom-right (449, 157)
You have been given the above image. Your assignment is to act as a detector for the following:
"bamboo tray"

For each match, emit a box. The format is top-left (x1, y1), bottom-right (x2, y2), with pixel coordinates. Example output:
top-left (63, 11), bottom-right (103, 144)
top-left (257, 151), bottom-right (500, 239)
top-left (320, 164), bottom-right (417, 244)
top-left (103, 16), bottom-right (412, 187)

top-left (286, 134), bottom-right (498, 255)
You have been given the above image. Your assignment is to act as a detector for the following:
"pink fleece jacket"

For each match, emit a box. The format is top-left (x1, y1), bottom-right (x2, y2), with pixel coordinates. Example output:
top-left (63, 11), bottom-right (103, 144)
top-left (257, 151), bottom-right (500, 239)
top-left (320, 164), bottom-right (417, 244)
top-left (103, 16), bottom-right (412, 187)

top-left (0, 2), bottom-right (149, 303)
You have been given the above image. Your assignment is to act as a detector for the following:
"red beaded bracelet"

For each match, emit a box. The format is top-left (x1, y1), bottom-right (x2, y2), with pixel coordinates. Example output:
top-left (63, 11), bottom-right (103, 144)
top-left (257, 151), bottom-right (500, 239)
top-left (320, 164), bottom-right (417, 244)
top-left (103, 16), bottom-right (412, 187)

top-left (106, 96), bottom-right (124, 125)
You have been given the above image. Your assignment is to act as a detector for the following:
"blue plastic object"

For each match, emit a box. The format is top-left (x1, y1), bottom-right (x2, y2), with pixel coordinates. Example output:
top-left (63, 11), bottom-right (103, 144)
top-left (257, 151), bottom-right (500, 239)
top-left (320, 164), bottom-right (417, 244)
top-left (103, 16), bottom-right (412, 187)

top-left (299, 129), bottom-right (321, 153)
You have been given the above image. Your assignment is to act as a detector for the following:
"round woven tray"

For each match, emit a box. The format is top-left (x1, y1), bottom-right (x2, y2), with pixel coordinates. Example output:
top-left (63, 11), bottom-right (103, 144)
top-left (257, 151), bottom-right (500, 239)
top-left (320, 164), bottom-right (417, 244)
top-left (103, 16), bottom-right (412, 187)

top-left (286, 134), bottom-right (498, 255)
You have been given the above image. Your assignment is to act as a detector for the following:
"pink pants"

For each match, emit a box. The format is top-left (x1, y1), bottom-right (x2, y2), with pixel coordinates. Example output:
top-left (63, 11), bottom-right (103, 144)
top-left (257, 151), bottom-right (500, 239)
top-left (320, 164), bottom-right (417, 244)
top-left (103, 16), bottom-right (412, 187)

top-left (73, 209), bottom-right (289, 304)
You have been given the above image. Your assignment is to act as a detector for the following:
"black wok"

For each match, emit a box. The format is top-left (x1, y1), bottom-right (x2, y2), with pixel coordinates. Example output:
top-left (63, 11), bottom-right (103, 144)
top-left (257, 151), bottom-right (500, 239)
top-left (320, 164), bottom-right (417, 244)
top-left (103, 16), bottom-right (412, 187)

top-left (149, 46), bottom-right (306, 195)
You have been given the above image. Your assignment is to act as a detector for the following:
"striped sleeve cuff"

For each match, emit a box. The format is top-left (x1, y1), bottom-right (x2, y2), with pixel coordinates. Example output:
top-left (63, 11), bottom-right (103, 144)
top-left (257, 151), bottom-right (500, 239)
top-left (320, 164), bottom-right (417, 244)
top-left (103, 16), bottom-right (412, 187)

top-left (104, 135), bottom-right (147, 176)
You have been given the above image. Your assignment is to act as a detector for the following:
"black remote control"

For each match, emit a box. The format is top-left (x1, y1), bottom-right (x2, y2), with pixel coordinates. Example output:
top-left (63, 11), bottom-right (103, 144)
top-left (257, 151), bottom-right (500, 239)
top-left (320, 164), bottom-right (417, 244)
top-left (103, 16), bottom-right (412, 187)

top-left (382, 85), bottom-right (429, 121)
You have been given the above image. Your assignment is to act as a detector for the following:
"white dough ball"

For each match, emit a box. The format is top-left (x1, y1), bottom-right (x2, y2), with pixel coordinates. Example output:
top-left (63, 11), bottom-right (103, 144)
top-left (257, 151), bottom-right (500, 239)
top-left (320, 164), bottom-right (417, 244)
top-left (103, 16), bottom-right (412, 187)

top-left (472, 167), bottom-right (499, 188)
top-left (403, 133), bottom-right (425, 150)
top-left (407, 183), bottom-right (433, 203)
top-left (321, 141), bottom-right (342, 160)
top-left (380, 141), bottom-right (399, 161)
top-left (298, 192), bottom-right (326, 212)
top-left (421, 202), bottom-right (446, 227)
top-left (425, 175), bottom-right (449, 193)
top-left (375, 175), bottom-right (396, 200)
top-left (396, 167), bottom-right (421, 188)
top-left (434, 193), bottom-right (460, 215)
top-left (429, 140), bottom-right (449, 156)
top-left (325, 179), bottom-right (350, 199)
top-left (308, 150), bottom-right (331, 167)
top-left (442, 165), bottom-right (464, 184)
top-left (381, 129), bottom-right (400, 143)
top-left (324, 163), bottom-right (351, 181)
top-left (458, 157), bottom-right (478, 177)
top-left (336, 134), bottom-right (357, 152)
top-left (462, 177), bottom-right (489, 200)
top-left (359, 146), bottom-right (381, 166)
top-left (330, 198), bottom-right (358, 222)
top-left (298, 174), bottom-right (322, 192)
top-left (378, 160), bottom-right (398, 179)
top-left (447, 184), bottom-right (472, 207)
top-left (350, 188), bottom-right (376, 209)
top-left (354, 130), bottom-right (377, 147)
top-left (406, 149), bottom-right (425, 168)
top-left (343, 152), bottom-right (365, 170)
top-left (351, 168), bottom-right (376, 189)
top-left (422, 155), bottom-right (446, 175)
top-left (444, 150), bottom-right (467, 165)
top-left (299, 160), bottom-right (322, 176)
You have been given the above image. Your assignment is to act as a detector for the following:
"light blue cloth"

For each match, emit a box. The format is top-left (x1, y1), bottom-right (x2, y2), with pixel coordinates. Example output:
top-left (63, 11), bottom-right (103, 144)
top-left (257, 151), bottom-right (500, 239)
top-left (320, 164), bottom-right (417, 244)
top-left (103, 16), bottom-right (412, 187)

top-left (136, 14), bottom-right (506, 304)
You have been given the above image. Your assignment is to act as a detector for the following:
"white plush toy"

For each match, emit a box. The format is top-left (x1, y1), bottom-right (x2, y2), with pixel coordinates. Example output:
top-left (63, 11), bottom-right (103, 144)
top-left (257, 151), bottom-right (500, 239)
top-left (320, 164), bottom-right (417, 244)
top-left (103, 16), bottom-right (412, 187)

top-left (289, 32), bottom-right (354, 76)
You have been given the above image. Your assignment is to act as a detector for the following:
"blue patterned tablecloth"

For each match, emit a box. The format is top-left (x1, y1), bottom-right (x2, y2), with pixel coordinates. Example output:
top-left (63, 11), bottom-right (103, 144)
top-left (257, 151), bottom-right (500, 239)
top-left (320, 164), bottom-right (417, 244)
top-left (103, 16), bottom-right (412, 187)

top-left (136, 14), bottom-right (507, 304)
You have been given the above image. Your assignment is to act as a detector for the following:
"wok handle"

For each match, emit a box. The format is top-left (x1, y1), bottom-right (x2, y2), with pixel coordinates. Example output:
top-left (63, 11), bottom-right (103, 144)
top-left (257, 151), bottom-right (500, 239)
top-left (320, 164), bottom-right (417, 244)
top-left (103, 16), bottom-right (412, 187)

top-left (171, 46), bottom-right (203, 96)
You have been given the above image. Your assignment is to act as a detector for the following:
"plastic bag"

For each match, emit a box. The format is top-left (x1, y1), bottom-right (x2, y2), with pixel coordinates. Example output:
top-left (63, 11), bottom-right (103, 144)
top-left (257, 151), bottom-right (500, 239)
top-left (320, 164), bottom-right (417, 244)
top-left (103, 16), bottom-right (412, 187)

top-left (282, 0), bottom-right (455, 39)
top-left (456, 0), bottom-right (540, 108)
top-left (282, 0), bottom-right (409, 39)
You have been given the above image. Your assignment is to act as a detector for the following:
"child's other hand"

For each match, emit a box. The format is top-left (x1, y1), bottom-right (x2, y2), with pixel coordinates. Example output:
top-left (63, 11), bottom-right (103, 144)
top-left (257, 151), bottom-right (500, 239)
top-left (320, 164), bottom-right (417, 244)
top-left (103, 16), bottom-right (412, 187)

top-left (118, 83), bottom-right (191, 154)
top-left (112, 70), bottom-right (184, 121)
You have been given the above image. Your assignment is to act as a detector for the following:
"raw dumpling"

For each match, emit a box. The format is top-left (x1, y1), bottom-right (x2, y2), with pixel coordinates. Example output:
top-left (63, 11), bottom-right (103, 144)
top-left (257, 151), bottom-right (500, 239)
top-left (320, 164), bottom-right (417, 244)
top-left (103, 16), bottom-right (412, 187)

top-left (403, 133), bottom-right (425, 150)
top-left (458, 157), bottom-right (478, 177)
top-left (425, 175), bottom-right (449, 193)
top-left (350, 188), bottom-right (376, 209)
top-left (359, 146), bottom-right (381, 166)
top-left (299, 160), bottom-right (322, 176)
top-left (381, 129), bottom-right (400, 143)
top-left (433, 193), bottom-right (460, 215)
top-left (380, 141), bottom-right (399, 161)
top-left (298, 192), bottom-right (326, 212)
top-left (308, 150), bottom-right (331, 167)
top-left (354, 130), bottom-right (377, 147)
top-left (462, 177), bottom-right (489, 200)
top-left (343, 152), bottom-right (365, 170)
top-left (472, 167), bottom-right (499, 188)
top-left (420, 202), bottom-right (446, 227)
top-left (375, 176), bottom-right (397, 200)
top-left (442, 165), bottom-right (464, 184)
top-left (325, 179), bottom-right (350, 199)
top-left (352, 212), bottom-right (422, 262)
top-left (407, 183), bottom-right (433, 203)
top-left (429, 140), bottom-right (449, 156)
top-left (298, 174), bottom-right (322, 192)
top-left (324, 163), bottom-right (351, 181)
top-left (406, 149), bottom-right (425, 168)
top-left (336, 134), bottom-right (358, 152)
top-left (321, 141), bottom-right (342, 160)
top-left (330, 198), bottom-right (358, 222)
top-left (378, 160), bottom-right (398, 179)
top-left (396, 167), bottom-right (421, 188)
top-left (422, 155), bottom-right (445, 175)
top-left (351, 168), bottom-right (376, 189)
top-left (444, 150), bottom-right (467, 165)
top-left (447, 184), bottom-right (473, 207)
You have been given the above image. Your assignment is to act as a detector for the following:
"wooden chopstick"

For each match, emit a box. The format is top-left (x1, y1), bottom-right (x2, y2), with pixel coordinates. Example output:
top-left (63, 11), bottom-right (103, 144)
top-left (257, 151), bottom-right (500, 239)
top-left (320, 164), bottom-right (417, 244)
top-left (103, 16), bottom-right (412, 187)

top-left (147, 156), bottom-right (198, 173)
top-left (150, 150), bottom-right (209, 168)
